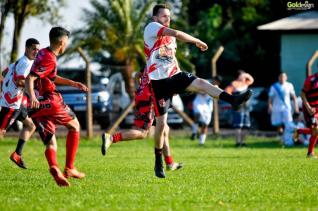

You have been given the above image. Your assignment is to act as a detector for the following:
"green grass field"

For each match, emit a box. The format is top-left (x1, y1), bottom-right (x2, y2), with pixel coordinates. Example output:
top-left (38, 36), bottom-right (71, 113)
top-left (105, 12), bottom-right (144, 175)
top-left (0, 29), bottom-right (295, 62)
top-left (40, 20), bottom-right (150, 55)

top-left (1, 135), bottom-right (318, 210)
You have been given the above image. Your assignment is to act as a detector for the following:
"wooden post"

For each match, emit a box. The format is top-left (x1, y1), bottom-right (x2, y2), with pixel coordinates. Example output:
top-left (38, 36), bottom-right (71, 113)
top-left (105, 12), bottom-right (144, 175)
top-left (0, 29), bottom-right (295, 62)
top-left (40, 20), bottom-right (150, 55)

top-left (77, 47), bottom-right (93, 138)
top-left (307, 50), bottom-right (318, 77)
top-left (171, 104), bottom-right (194, 126)
top-left (211, 46), bottom-right (224, 135)
top-left (107, 102), bottom-right (135, 134)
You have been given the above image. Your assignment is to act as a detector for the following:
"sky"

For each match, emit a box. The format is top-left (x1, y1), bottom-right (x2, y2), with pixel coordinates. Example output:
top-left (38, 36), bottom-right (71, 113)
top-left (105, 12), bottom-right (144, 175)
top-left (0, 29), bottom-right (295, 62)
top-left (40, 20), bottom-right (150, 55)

top-left (1, 0), bottom-right (92, 69)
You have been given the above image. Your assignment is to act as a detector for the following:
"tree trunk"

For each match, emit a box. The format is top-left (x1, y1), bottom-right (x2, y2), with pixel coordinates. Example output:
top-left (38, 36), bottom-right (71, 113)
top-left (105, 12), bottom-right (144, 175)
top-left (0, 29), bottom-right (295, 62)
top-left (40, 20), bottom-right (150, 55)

top-left (122, 64), bottom-right (135, 99)
top-left (0, 0), bottom-right (13, 68)
top-left (10, 0), bottom-right (28, 63)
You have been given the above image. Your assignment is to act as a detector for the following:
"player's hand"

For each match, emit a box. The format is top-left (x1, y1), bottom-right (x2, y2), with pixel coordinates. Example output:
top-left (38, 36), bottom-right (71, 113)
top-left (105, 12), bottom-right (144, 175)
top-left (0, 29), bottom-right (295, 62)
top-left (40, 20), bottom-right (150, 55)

top-left (30, 97), bottom-right (40, 109)
top-left (195, 40), bottom-right (208, 51)
top-left (306, 106), bottom-right (315, 116)
top-left (73, 82), bottom-right (88, 92)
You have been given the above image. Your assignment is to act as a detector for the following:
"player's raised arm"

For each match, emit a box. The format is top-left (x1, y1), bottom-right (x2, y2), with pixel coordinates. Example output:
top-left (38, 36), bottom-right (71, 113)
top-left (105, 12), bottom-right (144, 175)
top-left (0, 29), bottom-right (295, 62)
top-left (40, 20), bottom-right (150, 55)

top-left (162, 28), bottom-right (208, 51)
top-left (54, 75), bottom-right (88, 92)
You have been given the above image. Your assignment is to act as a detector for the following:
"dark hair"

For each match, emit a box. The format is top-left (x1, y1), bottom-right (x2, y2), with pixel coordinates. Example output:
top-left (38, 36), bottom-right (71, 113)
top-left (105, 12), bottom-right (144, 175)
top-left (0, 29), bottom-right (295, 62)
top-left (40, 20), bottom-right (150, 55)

top-left (25, 38), bottom-right (39, 47)
top-left (152, 4), bottom-right (170, 16)
top-left (49, 26), bottom-right (70, 44)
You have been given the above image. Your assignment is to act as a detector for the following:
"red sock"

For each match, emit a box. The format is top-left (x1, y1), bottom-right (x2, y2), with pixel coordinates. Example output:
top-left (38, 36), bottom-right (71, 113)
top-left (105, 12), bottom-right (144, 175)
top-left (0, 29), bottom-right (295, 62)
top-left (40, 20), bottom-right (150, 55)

top-left (65, 131), bottom-right (80, 169)
top-left (45, 147), bottom-right (58, 167)
top-left (164, 155), bottom-right (173, 165)
top-left (308, 135), bottom-right (318, 154)
top-left (297, 128), bottom-right (312, 135)
top-left (112, 132), bottom-right (123, 143)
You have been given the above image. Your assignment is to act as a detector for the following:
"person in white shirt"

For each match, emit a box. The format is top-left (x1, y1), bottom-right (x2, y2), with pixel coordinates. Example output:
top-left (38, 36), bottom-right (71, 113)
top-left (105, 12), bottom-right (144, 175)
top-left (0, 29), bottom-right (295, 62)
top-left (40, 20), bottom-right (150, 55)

top-left (191, 93), bottom-right (213, 145)
top-left (0, 38), bottom-right (40, 169)
top-left (268, 72), bottom-right (299, 142)
top-left (191, 76), bottom-right (222, 145)
top-left (144, 4), bottom-right (252, 178)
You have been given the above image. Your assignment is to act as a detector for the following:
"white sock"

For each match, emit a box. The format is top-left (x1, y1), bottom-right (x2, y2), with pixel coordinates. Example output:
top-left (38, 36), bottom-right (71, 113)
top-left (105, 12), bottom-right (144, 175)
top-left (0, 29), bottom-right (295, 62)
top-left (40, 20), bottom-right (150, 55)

top-left (199, 134), bottom-right (206, 145)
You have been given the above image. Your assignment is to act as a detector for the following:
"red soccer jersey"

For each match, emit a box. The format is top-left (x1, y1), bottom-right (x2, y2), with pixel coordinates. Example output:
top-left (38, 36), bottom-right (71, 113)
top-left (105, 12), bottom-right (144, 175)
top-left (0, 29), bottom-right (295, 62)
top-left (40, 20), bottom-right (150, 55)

top-left (302, 73), bottom-right (318, 108)
top-left (30, 47), bottom-right (57, 96)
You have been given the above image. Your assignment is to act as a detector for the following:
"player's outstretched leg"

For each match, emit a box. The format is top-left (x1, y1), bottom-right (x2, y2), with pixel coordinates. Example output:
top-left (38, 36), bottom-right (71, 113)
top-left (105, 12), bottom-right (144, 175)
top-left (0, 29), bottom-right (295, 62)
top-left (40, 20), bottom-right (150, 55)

top-left (229, 89), bottom-right (253, 107)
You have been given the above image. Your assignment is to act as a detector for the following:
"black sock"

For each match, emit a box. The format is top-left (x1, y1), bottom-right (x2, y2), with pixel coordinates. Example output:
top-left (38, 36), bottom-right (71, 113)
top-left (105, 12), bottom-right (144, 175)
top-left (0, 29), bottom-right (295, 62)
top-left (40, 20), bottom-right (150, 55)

top-left (219, 92), bottom-right (233, 104)
top-left (154, 148), bottom-right (163, 156)
top-left (15, 139), bottom-right (26, 155)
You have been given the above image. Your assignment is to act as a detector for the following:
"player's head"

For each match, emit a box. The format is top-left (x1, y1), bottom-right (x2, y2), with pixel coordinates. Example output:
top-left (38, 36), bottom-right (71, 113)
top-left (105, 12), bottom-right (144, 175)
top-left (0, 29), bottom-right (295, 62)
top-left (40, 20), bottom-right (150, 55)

top-left (49, 26), bottom-right (70, 55)
top-left (152, 4), bottom-right (171, 27)
top-left (278, 72), bottom-right (287, 84)
top-left (25, 38), bottom-right (40, 60)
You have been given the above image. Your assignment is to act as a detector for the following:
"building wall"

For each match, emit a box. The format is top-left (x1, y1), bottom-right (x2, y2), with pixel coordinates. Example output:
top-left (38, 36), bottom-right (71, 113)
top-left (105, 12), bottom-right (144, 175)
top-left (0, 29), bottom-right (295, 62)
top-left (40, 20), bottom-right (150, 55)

top-left (281, 34), bottom-right (318, 95)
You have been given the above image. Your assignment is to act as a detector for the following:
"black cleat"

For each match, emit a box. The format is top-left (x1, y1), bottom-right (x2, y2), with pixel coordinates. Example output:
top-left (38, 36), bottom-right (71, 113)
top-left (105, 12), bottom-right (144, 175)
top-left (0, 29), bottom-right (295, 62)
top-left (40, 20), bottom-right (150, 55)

top-left (154, 157), bottom-right (166, 178)
top-left (232, 89), bottom-right (252, 108)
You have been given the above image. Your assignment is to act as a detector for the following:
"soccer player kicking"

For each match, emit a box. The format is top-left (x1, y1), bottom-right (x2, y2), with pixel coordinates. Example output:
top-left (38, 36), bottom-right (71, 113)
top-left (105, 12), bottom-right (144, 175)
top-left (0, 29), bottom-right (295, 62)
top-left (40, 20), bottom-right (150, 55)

top-left (0, 38), bottom-right (40, 169)
top-left (26, 27), bottom-right (88, 187)
top-left (144, 4), bottom-right (252, 178)
top-left (300, 71), bottom-right (318, 158)
top-left (101, 70), bottom-right (183, 171)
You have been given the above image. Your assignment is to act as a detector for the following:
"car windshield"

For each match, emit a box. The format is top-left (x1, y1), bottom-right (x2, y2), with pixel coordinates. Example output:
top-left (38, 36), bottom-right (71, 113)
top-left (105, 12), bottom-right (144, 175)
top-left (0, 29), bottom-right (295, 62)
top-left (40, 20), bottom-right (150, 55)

top-left (58, 69), bottom-right (102, 84)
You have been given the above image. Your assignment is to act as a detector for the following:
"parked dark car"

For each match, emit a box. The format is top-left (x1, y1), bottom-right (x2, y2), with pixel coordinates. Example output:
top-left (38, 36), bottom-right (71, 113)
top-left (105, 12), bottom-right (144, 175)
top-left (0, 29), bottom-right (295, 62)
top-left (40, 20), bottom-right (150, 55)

top-left (57, 68), bottom-right (111, 129)
top-left (218, 87), bottom-right (273, 130)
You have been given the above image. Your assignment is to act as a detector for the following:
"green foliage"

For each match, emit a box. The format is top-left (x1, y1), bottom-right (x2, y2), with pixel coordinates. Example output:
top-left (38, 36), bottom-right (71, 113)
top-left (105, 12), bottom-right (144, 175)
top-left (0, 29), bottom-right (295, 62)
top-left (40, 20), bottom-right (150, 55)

top-left (74, 0), bottom-right (154, 68)
top-left (188, 0), bottom-right (276, 79)
top-left (0, 136), bottom-right (318, 210)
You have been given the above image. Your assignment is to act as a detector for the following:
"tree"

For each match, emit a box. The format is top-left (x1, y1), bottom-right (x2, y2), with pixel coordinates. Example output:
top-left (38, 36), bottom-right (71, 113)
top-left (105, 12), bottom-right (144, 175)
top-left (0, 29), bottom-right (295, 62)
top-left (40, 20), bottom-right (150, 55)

top-left (2, 0), bottom-right (65, 63)
top-left (0, 0), bottom-right (14, 68)
top-left (74, 0), bottom-right (154, 98)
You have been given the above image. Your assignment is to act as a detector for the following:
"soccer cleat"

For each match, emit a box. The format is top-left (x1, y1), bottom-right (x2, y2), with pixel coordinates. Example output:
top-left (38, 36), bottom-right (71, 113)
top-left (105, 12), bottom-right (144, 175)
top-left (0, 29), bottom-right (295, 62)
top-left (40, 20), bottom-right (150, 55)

top-left (101, 133), bottom-right (112, 156)
top-left (190, 133), bottom-right (196, 140)
top-left (307, 153), bottom-right (317, 159)
top-left (64, 167), bottom-right (85, 179)
top-left (10, 152), bottom-right (27, 169)
top-left (232, 89), bottom-right (252, 108)
top-left (154, 157), bottom-right (166, 178)
top-left (49, 166), bottom-right (70, 187)
top-left (166, 162), bottom-right (183, 171)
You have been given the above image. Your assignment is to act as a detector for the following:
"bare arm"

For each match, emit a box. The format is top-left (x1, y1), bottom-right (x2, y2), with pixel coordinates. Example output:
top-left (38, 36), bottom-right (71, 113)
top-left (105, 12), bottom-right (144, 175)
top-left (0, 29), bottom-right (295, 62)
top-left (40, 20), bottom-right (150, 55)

top-left (291, 93), bottom-right (299, 113)
top-left (25, 74), bottom-right (39, 109)
top-left (243, 73), bottom-right (254, 86)
top-left (162, 28), bottom-right (208, 51)
top-left (15, 78), bottom-right (25, 87)
top-left (54, 75), bottom-right (88, 92)
top-left (268, 97), bottom-right (273, 114)
top-left (301, 91), bottom-right (315, 116)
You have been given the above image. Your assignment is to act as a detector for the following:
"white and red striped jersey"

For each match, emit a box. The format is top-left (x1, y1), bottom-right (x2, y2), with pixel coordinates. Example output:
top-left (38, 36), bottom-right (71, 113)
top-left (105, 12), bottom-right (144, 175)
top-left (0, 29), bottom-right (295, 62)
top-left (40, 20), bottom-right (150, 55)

top-left (0, 55), bottom-right (33, 109)
top-left (144, 22), bottom-right (180, 80)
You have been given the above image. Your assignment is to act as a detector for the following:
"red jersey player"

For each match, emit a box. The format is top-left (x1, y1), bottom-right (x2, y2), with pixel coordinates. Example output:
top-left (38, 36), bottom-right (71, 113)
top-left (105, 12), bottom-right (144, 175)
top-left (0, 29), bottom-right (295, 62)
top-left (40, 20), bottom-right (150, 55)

top-left (26, 27), bottom-right (88, 187)
top-left (101, 70), bottom-right (183, 171)
top-left (301, 72), bottom-right (318, 158)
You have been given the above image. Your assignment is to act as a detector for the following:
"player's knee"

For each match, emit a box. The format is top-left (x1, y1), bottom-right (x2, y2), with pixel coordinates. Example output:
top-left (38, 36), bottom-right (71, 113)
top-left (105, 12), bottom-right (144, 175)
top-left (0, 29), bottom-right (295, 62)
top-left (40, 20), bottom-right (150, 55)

top-left (24, 120), bottom-right (36, 132)
top-left (67, 118), bottom-right (80, 131)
